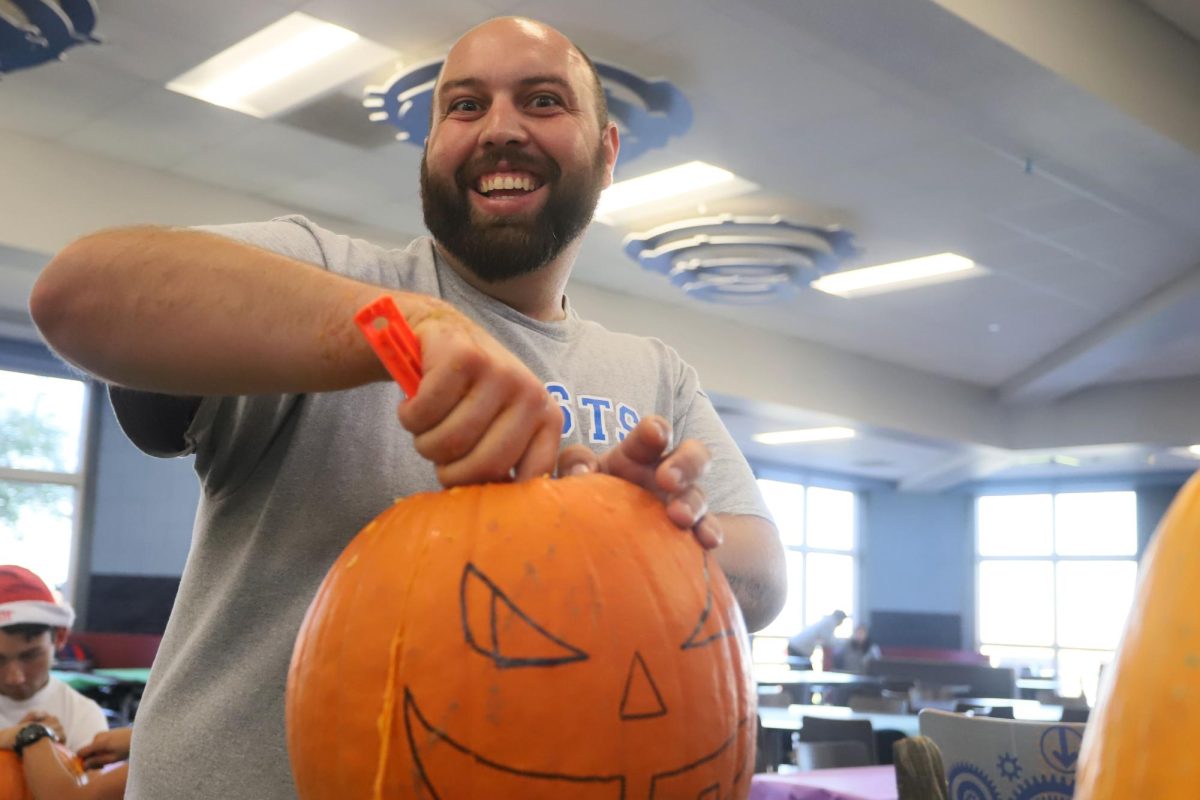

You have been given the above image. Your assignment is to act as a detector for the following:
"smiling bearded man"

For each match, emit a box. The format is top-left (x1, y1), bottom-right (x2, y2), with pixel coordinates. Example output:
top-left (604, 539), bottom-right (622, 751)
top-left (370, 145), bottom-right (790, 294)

top-left (420, 120), bottom-right (609, 283)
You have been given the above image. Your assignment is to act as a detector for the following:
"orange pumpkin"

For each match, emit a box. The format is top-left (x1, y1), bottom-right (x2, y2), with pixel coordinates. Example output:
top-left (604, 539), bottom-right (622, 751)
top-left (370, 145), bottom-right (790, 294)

top-left (1075, 471), bottom-right (1200, 797)
top-left (287, 473), bottom-right (755, 799)
top-left (0, 743), bottom-right (85, 799)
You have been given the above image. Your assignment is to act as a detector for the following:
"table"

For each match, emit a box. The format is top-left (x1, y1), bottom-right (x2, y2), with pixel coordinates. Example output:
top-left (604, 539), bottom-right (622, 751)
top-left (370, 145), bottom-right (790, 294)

top-left (53, 668), bottom-right (150, 726)
top-left (756, 670), bottom-right (883, 704)
top-left (750, 765), bottom-right (897, 800)
top-left (757, 705), bottom-right (920, 772)
top-left (94, 667), bottom-right (151, 684)
top-left (759, 705), bottom-right (921, 738)
top-left (913, 697), bottom-right (1063, 721)
top-left (52, 670), bottom-right (118, 692)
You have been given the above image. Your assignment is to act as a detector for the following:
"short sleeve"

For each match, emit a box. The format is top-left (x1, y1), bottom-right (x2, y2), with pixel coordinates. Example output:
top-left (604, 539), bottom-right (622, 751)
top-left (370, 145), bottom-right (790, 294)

top-left (671, 360), bottom-right (773, 523)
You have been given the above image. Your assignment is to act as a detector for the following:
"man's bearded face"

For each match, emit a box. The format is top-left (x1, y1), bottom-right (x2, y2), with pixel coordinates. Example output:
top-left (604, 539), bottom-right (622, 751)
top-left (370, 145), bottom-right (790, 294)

top-left (420, 138), bottom-right (608, 283)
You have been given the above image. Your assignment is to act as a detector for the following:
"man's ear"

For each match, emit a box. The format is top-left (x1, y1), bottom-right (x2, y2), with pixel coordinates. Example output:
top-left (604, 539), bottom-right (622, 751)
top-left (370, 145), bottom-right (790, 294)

top-left (52, 627), bottom-right (69, 650)
top-left (601, 122), bottom-right (620, 189)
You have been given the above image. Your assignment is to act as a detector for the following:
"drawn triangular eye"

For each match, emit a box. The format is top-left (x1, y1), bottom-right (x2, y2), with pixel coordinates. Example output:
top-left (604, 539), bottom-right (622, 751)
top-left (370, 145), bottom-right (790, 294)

top-left (460, 563), bottom-right (588, 668)
top-left (681, 554), bottom-right (736, 650)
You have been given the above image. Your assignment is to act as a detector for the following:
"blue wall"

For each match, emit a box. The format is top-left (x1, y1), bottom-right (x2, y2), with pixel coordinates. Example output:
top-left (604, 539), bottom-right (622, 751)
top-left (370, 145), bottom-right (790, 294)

top-left (860, 487), bottom-right (975, 645)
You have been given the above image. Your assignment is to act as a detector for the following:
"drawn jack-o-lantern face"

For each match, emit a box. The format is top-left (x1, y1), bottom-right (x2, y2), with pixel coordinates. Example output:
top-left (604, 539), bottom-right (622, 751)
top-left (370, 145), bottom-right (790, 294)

top-left (288, 474), bottom-right (755, 799)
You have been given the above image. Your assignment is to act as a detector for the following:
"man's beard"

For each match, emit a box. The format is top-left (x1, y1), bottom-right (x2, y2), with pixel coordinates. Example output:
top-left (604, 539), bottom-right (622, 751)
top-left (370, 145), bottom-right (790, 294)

top-left (420, 141), bottom-right (607, 283)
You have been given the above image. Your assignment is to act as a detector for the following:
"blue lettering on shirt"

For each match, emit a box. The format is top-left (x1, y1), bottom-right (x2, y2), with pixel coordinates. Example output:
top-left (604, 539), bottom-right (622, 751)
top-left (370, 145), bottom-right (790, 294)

top-left (545, 384), bottom-right (639, 445)
top-left (577, 396), bottom-right (614, 443)
top-left (545, 383), bottom-right (575, 438)
top-left (616, 403), bottom-right (640, 442)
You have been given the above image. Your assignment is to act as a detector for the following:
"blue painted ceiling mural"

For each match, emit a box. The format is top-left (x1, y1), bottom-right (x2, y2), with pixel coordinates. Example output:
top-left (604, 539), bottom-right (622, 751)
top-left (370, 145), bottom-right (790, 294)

top-left (364, 58), bottom-right (693, 166)
top-left (0, 0), bottom-right (98, 75)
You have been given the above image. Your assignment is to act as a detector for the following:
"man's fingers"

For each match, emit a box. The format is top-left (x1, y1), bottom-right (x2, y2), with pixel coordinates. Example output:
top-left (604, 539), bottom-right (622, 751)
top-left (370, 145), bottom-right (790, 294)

top-left (556, 443), bottom-right (600, 477)
top-left (694, 515), bottom-right (723, 549)
top-left (655, 438), bottom-right (712, 493)
top-left (666, 485), bottom-right (708, 528)
top-left (514, 409), bottom-right (565, 482)
top-left (610, 416), bottom-right (671, 466)
top-left (412, 382), bottom-right (505, 465)
top-left (396, 349), bottom-right (478, 434)
top-left (436, 391), bottom-right (550, 486)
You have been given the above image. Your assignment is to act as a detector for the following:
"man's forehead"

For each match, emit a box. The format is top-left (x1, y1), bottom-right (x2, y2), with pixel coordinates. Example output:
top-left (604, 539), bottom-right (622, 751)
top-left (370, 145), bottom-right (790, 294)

top-left (439, 20), bottom-right (583, 92)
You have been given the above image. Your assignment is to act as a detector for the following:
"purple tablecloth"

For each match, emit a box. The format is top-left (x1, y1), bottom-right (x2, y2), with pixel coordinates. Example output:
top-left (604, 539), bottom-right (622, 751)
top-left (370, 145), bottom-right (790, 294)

top-left (749, 765), bottom-right (897, 800)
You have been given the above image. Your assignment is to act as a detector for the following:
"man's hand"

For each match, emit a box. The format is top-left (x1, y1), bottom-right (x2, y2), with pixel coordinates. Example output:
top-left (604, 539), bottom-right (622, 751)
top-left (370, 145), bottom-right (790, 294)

top-left (397, 301), bottom-right (563, 487)
top-left (77, 727), bottom-right (133, 769)
top-left (18, 711), bottom-right (65, 745)
top-left (555, 415), bottom-right (723, 549)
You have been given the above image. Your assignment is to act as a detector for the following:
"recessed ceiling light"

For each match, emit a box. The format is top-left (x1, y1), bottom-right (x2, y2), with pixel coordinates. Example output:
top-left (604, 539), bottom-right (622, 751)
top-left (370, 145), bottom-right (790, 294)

top-left (752, 427), bottom-right (857, 445)
top-left (594, 161), bottom-right (756, 225)
top-left (810, 252), bottom-right (983, 298)
top-left (167, 13), bottom-right (397, 118)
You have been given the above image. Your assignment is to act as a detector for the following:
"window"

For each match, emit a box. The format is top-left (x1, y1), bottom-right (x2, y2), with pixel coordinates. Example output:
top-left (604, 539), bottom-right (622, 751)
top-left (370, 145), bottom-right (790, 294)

top-left (751, 479), bottom-right (857, 665)
top-left (975, 491), bottom-right (1138, 702)
top-left (0, 368), bottom-right (90, 597)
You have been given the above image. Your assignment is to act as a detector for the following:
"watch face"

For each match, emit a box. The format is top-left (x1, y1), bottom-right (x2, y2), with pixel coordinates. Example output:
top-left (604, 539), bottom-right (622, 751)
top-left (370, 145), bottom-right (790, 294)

top-left (15, 722), bottom-right (56, 753)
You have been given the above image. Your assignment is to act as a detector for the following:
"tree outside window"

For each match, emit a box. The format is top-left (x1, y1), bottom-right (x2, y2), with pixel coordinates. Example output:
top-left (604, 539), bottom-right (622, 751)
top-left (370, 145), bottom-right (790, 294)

top-left (0, 368), bottom-right (89, 595)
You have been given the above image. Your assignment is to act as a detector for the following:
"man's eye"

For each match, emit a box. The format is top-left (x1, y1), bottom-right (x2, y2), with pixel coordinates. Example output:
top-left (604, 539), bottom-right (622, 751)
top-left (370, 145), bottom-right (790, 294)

top-left (449, 99), bottom-right (481, 113)
top-left (530, 95), bottom-right (561, 109)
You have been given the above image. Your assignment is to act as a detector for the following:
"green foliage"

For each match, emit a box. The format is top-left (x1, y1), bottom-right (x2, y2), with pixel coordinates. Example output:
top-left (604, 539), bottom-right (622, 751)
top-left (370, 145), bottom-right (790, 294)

top-left (0, 408), bottom-right (70, 529)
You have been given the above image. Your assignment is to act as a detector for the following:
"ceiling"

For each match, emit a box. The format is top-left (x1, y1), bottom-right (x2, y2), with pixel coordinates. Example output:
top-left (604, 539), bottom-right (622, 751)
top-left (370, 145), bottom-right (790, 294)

top-left (2, 0), bottom-right (1200, 490)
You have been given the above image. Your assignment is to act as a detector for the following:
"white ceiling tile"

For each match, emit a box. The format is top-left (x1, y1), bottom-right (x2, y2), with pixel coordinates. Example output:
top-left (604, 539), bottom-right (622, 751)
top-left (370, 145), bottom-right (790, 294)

top-left (169, 121), bottom-right (364, 196)
top-left (1047, 219), bottom-right (1197, 283)
top-left (59, 90), bottom-right (260, 170)
top-left (0, 58), bottom-right (154, 139)
top-left (990, 196), bottom-right (1135, 239)
top-left (64, 12), bottom-right (218, 84)
top-left (298, 0), bottom-right (499, 59)
top-left (97, 0), bottom-right (302, 52)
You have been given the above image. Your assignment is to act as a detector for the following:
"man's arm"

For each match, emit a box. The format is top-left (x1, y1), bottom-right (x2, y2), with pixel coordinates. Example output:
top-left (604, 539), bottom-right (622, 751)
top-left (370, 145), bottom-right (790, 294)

top-left (711, 512), bottom-right (786, 633)
top-left (31, 226), bottom-right (562, 484)
top-left (30, 226), bottom-right (420, 395)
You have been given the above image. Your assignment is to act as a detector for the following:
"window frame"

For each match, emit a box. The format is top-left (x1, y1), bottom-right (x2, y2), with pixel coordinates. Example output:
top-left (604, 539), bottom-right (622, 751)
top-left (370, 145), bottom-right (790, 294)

top-left (751, 473), bottom-right (860, 664)
top-left (973, 488), bottom-right (1140, 697)
top-left (0, 358), bottom-right (95, 605)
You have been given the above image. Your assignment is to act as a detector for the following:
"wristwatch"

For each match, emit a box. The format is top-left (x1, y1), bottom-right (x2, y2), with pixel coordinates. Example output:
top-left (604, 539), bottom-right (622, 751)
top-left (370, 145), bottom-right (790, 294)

top-left (13, 722), bottom-right (59, 757)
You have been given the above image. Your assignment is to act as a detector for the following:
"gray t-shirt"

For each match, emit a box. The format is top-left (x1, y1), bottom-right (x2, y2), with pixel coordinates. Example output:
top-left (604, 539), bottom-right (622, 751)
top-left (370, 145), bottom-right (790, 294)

top-left (113, 215), bottom-right (769, 800)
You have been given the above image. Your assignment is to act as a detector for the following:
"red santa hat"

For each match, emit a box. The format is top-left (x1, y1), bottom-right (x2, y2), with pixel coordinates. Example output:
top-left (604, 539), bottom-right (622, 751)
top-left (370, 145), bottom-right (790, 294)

top-left (0, 565), bottom-right (75, 629)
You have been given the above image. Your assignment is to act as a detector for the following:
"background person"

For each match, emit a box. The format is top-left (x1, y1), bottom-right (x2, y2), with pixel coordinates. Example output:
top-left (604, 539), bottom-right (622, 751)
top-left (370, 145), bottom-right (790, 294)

top-left (0, 565), bottom-right (108, 752)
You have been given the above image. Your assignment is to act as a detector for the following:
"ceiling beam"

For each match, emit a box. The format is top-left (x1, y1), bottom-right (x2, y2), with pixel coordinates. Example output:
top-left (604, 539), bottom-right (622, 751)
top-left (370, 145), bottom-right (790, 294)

top-left (1000, 265), bottom-right (1200, 403)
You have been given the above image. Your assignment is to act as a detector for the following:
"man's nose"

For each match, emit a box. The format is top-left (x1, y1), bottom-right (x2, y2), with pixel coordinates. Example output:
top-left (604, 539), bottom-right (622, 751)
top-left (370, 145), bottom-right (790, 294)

top-left (0, 661), bottom-right (24, 686)
top-left (480, 98), bottom-right (528, 148)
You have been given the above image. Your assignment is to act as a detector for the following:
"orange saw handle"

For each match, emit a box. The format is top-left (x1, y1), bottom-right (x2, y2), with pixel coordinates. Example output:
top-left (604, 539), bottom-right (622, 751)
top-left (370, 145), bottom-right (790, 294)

top-left (354, 295), bottom-right (422, 398)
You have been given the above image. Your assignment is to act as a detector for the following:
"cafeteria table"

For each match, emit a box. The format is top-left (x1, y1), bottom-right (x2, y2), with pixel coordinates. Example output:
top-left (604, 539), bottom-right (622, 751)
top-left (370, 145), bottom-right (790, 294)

top-left (751, 765), bottom-right (897, 800)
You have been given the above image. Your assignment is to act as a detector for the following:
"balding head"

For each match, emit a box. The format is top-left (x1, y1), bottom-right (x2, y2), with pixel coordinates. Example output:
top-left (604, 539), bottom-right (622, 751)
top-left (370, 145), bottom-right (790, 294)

top-left (436, 17), bottom-right (608, 128)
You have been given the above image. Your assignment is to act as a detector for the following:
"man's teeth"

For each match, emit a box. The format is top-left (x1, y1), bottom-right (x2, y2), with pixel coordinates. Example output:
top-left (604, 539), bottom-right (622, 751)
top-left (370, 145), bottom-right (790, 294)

top-left (479, 175), bottom-right (537, 193)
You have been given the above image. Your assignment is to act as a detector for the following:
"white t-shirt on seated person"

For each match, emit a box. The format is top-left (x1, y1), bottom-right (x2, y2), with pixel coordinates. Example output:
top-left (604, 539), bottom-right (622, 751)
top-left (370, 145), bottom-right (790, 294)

top-left (0, 675), bottom-right (109, 751)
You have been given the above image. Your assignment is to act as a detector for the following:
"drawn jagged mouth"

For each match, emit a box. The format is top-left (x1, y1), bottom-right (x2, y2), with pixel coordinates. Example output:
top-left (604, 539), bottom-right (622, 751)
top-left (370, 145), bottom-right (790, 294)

top-left (401, 688), bottom-right (749, 799)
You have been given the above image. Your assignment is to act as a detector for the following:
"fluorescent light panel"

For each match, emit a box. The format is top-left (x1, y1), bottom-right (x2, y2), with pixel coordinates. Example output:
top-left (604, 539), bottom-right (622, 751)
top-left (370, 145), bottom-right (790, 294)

top-left (811, 252), bottom-right (982, 298)
top-left (167, 13), bottom-right (397, 118)
top-left (1188, 444), bottom-right (1200, 457)
top-left (594, 161), bottom-right (756, 225)
top-left (752, 427), bottom-right (857, 445)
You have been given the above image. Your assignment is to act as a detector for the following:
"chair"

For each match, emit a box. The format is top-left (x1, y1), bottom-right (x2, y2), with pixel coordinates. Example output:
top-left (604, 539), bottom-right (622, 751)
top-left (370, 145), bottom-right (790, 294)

top-left (919, 709), bottom-right (1087, 796)
top-left (1060, 706), bottom-right (1091, 723)
top-left (799, 716), bottom-right (878, 764)
top-left (794, 740), bottom-right (872, 770)
top-left (953, 702), bottom-right (1013, 719)
top-left (893, 736), bottom-right (949, 800)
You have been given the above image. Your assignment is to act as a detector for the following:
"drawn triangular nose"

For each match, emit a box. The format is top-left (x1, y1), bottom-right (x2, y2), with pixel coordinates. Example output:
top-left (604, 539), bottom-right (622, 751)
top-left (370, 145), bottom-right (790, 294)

top-left (620, 651), bottom-right (667, 720)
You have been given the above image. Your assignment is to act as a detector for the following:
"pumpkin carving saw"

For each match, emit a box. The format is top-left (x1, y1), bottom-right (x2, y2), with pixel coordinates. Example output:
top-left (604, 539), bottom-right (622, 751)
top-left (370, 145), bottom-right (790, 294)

top-left (287, 473), bottom-right (756, 799)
